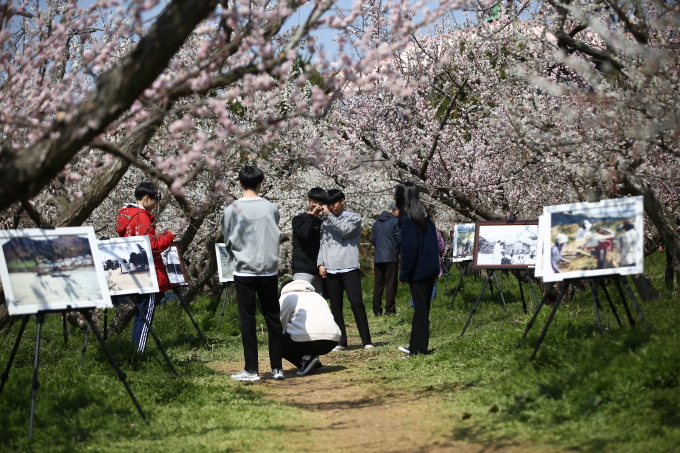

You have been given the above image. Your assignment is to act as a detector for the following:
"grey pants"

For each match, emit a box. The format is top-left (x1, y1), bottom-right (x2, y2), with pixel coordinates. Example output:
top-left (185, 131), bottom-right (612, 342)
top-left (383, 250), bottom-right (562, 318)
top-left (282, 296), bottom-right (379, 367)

top-left (293, 272), bottom-right (324, 295)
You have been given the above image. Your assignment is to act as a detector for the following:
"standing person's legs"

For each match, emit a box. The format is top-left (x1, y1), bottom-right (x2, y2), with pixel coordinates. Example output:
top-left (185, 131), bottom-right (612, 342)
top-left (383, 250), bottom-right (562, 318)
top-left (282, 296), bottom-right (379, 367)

top-left (384, 262), bottom-right (399, 315)
top-left (234, 276), bottom-right (259, 372)
top-left (255, 275), bottom-right (283, 370)
top-left (372, 263), bottom-right (387, 316)
top-left (409, 278), bottom-right (435, 355)
top-left (343, 270), bottom-right (372, 346)
top-left (326, 273), bottom-right (348, 347)
top-left (293, 272), bottom-right (324, 295)
top-left (132, 292), bottom-right (159, 353)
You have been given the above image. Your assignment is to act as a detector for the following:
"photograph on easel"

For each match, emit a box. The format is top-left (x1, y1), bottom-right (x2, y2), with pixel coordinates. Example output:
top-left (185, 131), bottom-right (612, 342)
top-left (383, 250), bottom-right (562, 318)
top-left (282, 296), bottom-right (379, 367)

top-left (96, 236), bottom-right (159, 296)
top-left (473, 221), bottom-right (539, 269)
top-left (452, 223), bottom-right (475, 262)
top-left (0, 227), bottom-right (112, 315)
top-left (215, 243), bottom-right (234, 282)
top-left (161, 244), bottom-right (190, 287)
top-left (536, 196), bottom-right (644, 282)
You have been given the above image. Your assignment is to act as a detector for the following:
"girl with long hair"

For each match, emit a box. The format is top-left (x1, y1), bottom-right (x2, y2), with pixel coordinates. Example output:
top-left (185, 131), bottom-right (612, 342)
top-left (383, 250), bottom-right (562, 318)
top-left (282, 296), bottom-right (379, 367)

top-left (394, 182), bottom-right (440, 357)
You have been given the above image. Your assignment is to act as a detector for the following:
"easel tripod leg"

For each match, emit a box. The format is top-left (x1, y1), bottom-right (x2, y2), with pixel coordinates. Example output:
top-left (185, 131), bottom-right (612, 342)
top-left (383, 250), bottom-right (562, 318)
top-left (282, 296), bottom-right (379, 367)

top-left (79, 323), bottom-right (91, 369)
top-left (521, 282), bottom-right (554, 342)
top-left (81, 311), bottom-right (148, 424)
top-left (0, 315), bottom-right (30, 398)
top-left (461, 273), bottom-right (491, 337)
top-left (527, 273), bottom-right (540, 309)
top-left (492, 271), bottom-right (507, 311)
top-left (516, 271), bottom-right (527, 314)
top-left (175, 292), bottom-right (210, 351)
top-left (448, 261), bottom-right (468, 311)
top-left (217, 283), bottom-right (230, 335)
top-left (132, 299), bottom-right (179, 377)
top-left (29, 313), bottom-right (45, 438)
top-left (530, 282), bottom-right (569, 361)
top-left (622, 276), bottom-right (648, 328)
top-left (614, 278), bottom-right (636, 326)
top-left (599, 279), bottom-right (622, 327)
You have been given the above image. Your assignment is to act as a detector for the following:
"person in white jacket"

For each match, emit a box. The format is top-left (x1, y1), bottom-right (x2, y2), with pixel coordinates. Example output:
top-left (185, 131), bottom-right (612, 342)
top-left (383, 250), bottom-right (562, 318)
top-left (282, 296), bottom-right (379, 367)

top-left (279, 280), bottom-right (342, 376)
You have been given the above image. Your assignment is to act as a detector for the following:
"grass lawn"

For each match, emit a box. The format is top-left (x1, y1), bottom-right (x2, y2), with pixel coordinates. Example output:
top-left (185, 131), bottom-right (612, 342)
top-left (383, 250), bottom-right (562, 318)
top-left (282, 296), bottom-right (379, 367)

top-left (0, 252), bottom-right (678, 452)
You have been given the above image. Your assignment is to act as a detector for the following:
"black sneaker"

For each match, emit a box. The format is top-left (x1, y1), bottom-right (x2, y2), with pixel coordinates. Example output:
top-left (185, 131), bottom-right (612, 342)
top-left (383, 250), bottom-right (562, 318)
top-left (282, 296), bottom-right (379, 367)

top-left (374, 312), bottom-right (383, 317)
top-left (397, 346), bottom-right (410, 355)
top-left (297, 356), bottom-right (319, 376)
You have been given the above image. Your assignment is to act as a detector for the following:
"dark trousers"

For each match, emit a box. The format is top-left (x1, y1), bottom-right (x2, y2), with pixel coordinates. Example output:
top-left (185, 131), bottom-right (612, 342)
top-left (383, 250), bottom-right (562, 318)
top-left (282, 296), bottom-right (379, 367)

top-left (234, 275), bottom-right (283, 372)
top-left (409, 278), bottom-right (436, 355)
top-left (372, 262), bottom-right (398, 315)
top-left (281, 333), bottom-right (338, 368)
top-left (132, 292), bottom-right (160, 353)
top-left (326, 270), bottom-right (372, 347)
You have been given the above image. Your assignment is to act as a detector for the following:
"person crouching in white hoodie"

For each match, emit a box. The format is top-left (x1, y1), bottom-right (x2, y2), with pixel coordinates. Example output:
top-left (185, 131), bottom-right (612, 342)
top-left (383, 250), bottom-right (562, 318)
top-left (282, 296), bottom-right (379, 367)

top-left (279, 280), bottom-right (342, 376)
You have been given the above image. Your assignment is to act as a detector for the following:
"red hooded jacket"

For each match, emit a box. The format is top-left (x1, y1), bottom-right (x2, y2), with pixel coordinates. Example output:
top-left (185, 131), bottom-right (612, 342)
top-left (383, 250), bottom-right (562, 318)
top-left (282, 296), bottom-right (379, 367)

top-left (116, 204), bottom-right (175, 292)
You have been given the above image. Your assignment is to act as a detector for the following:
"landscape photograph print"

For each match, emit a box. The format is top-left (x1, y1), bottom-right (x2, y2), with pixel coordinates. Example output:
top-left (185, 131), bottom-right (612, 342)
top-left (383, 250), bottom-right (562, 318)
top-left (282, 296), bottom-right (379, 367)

top-left (97, 236), bottom-right (159, 296)
top-left (0, 227), bottom-right (111, 315)
top-left (538, 196), bottom-right (644, 282)
top-left (473, 221), bottom-right (539, 269)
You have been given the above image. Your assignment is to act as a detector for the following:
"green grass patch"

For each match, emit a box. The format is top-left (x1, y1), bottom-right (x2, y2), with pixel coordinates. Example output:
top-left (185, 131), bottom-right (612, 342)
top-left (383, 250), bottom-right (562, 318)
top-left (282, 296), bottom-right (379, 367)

top-left (1, 252), bottom-right (679, 452)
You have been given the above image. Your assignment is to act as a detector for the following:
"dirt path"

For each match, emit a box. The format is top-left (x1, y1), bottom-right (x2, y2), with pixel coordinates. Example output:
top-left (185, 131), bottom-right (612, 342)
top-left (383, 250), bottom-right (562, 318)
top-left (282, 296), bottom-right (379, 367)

top-left (211, 346), bottom-right (542, 453)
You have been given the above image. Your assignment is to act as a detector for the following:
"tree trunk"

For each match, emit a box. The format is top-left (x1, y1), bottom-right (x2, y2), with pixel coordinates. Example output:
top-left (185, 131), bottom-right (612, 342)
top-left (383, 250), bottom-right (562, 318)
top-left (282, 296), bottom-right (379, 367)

top-left (623, 175), bottom-right (680, 291)
top-left (106, 298), bottom-right (136, 339)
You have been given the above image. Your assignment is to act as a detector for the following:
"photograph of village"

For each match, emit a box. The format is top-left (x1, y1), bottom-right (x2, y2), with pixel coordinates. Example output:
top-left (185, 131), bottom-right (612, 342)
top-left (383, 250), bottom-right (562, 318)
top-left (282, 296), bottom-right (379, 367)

top-left (215, 244), bottom-right (234, 282)
top-left (162, 245), bottom-right (189, 286)
top-left (452, 223), bottom-right (475, 262)
top-left (543, 197), bottom-right (644, 279)
top-left (0, 230), bottom-right (107, 314)
top-left (97, 237), bottom-right (158, 295)
top-left (474, 222), bottom-right (539, 269)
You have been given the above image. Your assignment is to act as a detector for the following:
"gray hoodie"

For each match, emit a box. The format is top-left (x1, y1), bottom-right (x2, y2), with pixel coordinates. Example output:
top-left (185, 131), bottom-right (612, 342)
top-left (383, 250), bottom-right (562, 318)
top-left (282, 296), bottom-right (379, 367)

top-left (317, 210), bottom-right (362, 271)
top-left (222, 197), bottom-right (280, 275)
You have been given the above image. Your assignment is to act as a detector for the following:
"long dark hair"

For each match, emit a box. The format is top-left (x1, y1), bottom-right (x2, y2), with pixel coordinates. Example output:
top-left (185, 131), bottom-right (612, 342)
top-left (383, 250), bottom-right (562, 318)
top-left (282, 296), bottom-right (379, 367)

top-left (395, 182), bottom-right (428, 229)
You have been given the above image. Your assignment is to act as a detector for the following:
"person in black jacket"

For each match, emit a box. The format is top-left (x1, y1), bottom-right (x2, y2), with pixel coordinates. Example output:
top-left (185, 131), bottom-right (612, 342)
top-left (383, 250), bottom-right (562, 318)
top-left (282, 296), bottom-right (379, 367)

top-left (371, 204), bottom-right (401, 316)
top-left (291, 187), bottom-right (327, 294)
top-left (394, 182), bottom-right (440, 357)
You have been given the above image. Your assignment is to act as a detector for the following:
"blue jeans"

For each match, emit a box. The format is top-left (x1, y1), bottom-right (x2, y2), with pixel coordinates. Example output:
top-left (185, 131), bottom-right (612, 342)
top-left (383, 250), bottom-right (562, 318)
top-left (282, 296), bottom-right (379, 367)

top-left (410, 278), bottom-right (437, 307)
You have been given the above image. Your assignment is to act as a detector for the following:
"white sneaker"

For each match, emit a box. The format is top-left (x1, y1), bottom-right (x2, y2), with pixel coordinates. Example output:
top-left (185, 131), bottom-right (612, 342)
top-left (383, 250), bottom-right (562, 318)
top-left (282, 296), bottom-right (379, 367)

top-left (271, 368), bottom-right (284, 380)
top-left (397, 346), bottom-right (410, 355)
top-left (332, 345), bottom-right (346, 351)
top-left (364, 344), bottom-right (375, 349)
top-left (231, 369), bottom-right (260, 381)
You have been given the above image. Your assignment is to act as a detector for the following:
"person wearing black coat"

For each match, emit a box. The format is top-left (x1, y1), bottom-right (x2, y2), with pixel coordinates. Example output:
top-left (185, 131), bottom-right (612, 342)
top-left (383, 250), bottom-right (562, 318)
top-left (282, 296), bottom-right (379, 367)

top-left (371, 204), bottom-right (401, 316)
top-left (291, 188), bottom-right (328, 294)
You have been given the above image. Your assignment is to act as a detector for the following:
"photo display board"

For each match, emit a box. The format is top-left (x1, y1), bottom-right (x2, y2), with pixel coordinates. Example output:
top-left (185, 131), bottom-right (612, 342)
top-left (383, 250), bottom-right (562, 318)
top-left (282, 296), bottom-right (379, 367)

top-left (97, 236), bottom-right (159, 296)
top-left (452, 223), bottom-right (475, 262)
top-left (534, 196), bottom-right (644, 282)
top-left (473, 221), bottom-right (539, 269)
top-left (0, 227), bottom-right (112, 315)
top-left (215, 244), bottom-right (234, 283)
top-left (162, 244), bottom-right (190, 287)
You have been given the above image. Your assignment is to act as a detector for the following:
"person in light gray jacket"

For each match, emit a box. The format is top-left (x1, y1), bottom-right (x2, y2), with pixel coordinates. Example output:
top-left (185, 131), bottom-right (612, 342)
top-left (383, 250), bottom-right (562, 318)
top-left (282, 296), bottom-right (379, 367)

top-left (317, 189), bottom-right (373, 350)
top-left (222, 166), bottom-right (283, 382)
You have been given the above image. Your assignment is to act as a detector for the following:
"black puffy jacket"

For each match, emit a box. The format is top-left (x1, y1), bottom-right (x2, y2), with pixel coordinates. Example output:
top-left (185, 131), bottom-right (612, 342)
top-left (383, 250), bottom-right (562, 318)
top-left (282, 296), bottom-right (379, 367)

top-left (371, 211), bottom-right (401, 263)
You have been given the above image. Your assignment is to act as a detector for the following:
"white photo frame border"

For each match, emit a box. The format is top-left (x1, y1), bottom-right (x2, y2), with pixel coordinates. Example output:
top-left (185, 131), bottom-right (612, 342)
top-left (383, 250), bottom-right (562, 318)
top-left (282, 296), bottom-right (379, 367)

top-left (452, 223), bottom-right (475, 262)
top-left (0, 226), bottom-right (112, 315)
top-left (215, 243), bottom-right (234, 283)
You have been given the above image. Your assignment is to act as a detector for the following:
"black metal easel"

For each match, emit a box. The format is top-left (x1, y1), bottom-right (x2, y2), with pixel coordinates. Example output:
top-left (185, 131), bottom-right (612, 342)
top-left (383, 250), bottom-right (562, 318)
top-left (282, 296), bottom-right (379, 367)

top-left (460, 269), bottom-right (508, 336)
top-left (216, 281), bottom-right (234, 335)
top-left (512, 269), bottom-right (540, 314)
top-left (448, 260), bottom-right (471, 311)
top-left (175, 290), bottom-right (210, 350)
top-left (0, 309), bottom-right (148, 438)
top-left (520, 275), bottom-right (647, 360)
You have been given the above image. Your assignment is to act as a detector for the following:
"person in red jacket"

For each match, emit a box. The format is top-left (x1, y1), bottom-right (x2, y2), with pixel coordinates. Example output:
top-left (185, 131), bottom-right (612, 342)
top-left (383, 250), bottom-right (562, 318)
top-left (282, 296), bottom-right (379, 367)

top-left (116, 182), bottom-right (175, 353)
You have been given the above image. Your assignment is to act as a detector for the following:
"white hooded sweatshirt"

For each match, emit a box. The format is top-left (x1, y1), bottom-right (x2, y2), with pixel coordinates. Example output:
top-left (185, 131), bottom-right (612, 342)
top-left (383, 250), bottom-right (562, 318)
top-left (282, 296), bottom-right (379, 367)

top-left (279, 280), bottom-right (341, 342)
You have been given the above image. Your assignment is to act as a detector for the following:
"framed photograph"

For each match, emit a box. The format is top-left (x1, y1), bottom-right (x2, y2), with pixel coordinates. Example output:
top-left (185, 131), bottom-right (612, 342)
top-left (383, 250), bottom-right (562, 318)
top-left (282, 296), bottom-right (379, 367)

top-left (452, 223), bottom-right (475, 262)
top-left (537, 196), bottom-right (644, 282)
top-left (473, 221), bottom-right (539, 269)
top-left (97, 236), bottom-right (159, 296)
top-left (215, 243), bottom-right (234, 282)
top-left (161, 243), bottom-right (189, 287)
top-left (0, 227), bottom-right (112, 315)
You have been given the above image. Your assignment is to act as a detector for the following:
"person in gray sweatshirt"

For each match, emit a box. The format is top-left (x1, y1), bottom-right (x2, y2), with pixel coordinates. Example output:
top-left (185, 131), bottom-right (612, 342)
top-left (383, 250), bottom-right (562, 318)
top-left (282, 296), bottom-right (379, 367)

top-left (317, 189), bottom-right (373, 350)
top-left (222, 166), bottom-right (283, 381)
